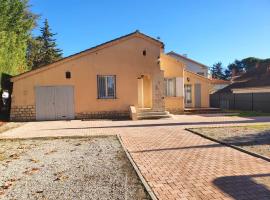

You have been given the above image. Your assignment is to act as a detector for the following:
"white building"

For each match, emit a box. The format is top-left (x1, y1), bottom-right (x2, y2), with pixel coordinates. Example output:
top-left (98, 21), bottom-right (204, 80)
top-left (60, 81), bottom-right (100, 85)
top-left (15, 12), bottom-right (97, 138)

top-left (167, 51), bottom-right (208, 77)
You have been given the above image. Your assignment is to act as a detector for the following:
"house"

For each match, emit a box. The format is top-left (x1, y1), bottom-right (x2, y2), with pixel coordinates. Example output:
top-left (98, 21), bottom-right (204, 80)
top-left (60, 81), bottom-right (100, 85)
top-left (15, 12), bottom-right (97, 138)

top-left (10, 31), bottom-right (211, 121)
top-left (167, 51), bottom-right (209, 77)
top-left (211, 64), bottom-right (270, 112)
top-left (210, 78), bottom-right (231, 94)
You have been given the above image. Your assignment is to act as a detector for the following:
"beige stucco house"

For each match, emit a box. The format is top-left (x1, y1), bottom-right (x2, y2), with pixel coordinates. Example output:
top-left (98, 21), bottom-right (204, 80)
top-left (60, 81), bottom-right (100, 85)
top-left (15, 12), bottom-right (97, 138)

top-left (10, 31), bottom-right (211, 121)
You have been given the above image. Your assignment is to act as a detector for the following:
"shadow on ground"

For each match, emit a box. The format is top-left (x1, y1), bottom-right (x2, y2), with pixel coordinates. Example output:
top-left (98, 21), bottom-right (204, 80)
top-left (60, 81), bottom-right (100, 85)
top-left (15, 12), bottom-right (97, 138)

top-left (213, 174), bottom-right (270, 200)
top-left (222, 131), bottom-right (270, 146)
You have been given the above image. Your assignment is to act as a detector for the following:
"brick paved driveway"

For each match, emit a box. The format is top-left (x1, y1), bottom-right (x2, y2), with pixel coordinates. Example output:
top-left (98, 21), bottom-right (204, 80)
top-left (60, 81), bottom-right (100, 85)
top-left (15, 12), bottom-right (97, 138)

top-left (2, 114), bottom-right (270, 200)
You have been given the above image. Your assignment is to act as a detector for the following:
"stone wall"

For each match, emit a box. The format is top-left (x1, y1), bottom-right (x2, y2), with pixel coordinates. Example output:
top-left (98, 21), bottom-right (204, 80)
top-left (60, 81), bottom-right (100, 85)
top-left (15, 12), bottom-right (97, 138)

top-left (152, 72), bottom-right (165, 112)
top-left (76, 110), bottom-right (130, 120)
top-left (10, 105), bottom-right (36, 121)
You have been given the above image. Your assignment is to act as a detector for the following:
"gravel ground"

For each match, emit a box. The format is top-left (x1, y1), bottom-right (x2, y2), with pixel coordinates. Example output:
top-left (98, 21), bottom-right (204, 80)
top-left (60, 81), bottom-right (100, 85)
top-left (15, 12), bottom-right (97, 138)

top-left (191, 124), bottom-right (270, 158)
top-left (0, 136), bottom-right (150, 200)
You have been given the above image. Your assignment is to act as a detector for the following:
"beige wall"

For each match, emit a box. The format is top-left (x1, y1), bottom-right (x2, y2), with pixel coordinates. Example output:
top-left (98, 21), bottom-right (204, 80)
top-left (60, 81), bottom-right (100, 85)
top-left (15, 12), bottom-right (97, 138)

top-left (160, 54), bottom-right (185, 112)
top-left (11, 35), bottom-right (164, 117)
top-left (184, 70), bottom-right (210, 108)
top-left (160, 54), bottom-right (210, 110)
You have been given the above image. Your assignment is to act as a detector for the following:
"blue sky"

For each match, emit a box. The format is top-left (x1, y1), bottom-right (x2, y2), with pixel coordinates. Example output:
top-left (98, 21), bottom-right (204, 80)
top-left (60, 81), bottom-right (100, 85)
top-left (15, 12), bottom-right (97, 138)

top-left (30, 0), bottom-right (270, 68)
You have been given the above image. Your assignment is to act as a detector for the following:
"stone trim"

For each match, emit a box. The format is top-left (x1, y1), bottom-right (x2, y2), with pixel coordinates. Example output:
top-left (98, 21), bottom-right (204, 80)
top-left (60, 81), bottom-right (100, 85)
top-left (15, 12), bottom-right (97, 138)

top-left (10, 105), bottom-right (36, 121)
top-left (76, 110), bottom-right (130, 120)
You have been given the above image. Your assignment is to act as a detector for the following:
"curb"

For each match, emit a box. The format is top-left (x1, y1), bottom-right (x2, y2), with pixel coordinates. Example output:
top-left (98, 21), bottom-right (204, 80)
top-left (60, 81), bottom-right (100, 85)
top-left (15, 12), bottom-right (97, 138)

top-left (0, 134), bottom-right (113, 141)
top-left (185, 128), bottom-right (270, 162)
top-left (117, 135), bottom-right (158, 200)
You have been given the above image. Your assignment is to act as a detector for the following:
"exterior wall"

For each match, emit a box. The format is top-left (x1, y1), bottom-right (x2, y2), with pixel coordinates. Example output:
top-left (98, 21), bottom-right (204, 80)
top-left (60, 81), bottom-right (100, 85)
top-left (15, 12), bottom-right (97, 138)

top-left (168, 53), bottom-right (208, 77)
top-left (184, 70), bottom-right (210, 108)
top-left (160, 54), bottom-right (185, 113)
top-left (11, 35), bottom-right (164, 120)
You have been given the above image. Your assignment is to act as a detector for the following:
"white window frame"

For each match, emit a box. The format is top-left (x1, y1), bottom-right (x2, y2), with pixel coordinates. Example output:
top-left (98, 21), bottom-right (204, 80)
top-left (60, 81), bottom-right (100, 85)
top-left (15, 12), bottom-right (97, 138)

top-left (97, 75), bottom-right (116, 99)
top-left (164, 78), bottom-right (176, 97)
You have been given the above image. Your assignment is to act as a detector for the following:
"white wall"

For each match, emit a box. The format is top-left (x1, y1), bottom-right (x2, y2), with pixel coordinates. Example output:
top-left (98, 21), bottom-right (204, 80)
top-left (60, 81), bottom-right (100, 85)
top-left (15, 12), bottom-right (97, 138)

top-left (168, 54), bottom-right (208, 77)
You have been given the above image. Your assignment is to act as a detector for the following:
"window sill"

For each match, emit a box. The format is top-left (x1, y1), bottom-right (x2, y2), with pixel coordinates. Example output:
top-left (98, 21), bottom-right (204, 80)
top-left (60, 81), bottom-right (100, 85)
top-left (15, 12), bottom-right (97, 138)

top-left (97, 97), bottom-right (118, 100)
top-left (165, 96), bottom-right (183, 99)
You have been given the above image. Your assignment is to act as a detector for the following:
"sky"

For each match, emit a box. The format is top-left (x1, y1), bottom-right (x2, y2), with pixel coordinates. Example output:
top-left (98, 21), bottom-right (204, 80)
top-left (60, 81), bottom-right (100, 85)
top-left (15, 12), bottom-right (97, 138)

top-left (29, 0), bottom-right (270, 68)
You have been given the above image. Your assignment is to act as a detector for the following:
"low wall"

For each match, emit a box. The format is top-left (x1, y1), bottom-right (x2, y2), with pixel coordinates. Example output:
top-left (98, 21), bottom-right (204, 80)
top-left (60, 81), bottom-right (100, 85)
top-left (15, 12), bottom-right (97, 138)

top-left (10, 105), bottom-right (36, 121)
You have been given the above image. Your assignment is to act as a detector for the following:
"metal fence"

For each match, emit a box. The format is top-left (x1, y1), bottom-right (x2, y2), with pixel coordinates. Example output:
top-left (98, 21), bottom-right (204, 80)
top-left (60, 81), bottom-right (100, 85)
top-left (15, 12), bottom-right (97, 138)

top-left (210, 92), bottom-right (270, 113)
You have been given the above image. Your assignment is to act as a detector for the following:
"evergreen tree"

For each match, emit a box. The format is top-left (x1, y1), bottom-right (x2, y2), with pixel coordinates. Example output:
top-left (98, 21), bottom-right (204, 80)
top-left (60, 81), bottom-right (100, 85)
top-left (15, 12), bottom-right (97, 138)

top-left (210, 62), bottom-right (225, 80)
top-left (0, 0), bottom-right (36, 78)
top-left (32, 19), bottom-right (62, 69)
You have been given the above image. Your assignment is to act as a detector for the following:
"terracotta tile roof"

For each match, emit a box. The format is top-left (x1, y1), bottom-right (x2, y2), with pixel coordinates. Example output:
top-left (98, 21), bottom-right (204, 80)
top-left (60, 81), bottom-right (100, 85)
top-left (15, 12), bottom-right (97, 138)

top-left (216, 63), bottom-right (270, 93)
top-left (211, 78), bottom-right (231, 84)
top-left (12, 31), bottom-right (164, 81)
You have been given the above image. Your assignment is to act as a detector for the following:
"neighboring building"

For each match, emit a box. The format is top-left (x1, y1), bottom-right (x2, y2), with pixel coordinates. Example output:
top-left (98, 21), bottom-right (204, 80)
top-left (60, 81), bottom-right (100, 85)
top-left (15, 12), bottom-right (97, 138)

top-left (210, 78), bottom-right (231, 94)
top-left (167, 51), bottom-right (208, 77)
top-left (211, 64), bottom-right (270, 112)
top-left (10, 31), bottom-right (211, 121)
top-left (216, 65), bottom-right (270, 94)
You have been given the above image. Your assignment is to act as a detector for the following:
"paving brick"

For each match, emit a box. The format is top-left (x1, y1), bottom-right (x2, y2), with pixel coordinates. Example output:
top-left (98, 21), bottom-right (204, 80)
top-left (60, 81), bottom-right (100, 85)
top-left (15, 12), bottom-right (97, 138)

top-left (2, 115), bottom-right (270, 199)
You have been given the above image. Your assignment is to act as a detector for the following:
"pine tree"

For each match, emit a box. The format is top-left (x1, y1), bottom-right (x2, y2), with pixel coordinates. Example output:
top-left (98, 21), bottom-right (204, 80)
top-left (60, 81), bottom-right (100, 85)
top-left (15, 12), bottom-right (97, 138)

top-left (211, 62), bottom-right (225, 80)
top-left (33, 19), bottom-right (62, 69)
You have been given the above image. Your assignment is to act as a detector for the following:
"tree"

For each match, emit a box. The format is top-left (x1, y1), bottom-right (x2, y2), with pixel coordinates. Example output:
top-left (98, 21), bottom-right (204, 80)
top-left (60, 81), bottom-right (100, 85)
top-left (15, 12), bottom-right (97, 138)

top-left (26, 37), bottom-right (42, 69)
top-left (241, 57), bottom-right (261, 71)
top-left (210, 62), bottom-right (225, 80)
top-left (224, 69), bottom-right (231, 80)
top-left (31, 19), bottom-right (62, 69)
top-left (0, 0), bottom-right (37, 78)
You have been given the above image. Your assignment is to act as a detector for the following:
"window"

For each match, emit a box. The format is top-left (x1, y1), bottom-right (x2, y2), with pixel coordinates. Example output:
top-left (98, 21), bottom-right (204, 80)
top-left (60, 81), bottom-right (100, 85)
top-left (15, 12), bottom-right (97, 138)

top-left (164, 78), bottom-right (176, 97)
top-left (97, 75), bottom-right (116, 99)
top-left (197, 72), bottom-right (205, 76)
top-left (184, 84), bottom-right (192, 104)
top-left (66, 71), bottom-right (71, 79)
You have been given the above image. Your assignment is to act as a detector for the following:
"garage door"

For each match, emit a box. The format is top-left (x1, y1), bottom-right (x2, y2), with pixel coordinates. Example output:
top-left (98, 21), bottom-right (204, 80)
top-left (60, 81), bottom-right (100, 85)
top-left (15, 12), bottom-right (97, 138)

top-left (35, 86), bottom-right (75, 121)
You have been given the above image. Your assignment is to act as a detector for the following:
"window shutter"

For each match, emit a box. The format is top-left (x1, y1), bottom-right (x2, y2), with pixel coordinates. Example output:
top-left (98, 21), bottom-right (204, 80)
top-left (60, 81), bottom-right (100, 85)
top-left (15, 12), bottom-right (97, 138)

top-left (176, 77), bottom-right (183, 97)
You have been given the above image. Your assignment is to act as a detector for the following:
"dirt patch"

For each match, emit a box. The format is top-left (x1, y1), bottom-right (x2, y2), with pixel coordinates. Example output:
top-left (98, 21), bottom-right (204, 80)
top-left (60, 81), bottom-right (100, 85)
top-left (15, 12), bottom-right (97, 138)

top-left (191, 124), bottom-right (270, 158)
top-left (0, 136), bottom-right (150, 200)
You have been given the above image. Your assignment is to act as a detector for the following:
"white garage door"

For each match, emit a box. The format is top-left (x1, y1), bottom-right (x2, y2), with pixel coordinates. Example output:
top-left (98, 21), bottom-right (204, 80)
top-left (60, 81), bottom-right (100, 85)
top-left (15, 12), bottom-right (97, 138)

top-left (35, 86), bottom-right (75, 121)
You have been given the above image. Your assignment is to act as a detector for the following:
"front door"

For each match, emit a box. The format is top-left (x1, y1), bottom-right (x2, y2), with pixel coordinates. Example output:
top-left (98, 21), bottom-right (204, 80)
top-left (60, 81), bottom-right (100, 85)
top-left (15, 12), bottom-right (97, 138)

top-left (184, 84), bottom-right (192, 107)
top-left (195, 84), bottom-right (201, 108)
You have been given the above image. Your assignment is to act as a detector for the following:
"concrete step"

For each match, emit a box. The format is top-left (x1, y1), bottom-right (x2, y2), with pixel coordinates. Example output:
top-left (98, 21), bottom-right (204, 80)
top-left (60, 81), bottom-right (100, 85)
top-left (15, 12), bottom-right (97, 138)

top-left (137, 111), bottom-right (170, 116)
top-left (136, 108), bottom-right (152, 113)
top-left (137, 114), bottom-right (171, 120)
top-left (136, 108), bottom-right (171, 120)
